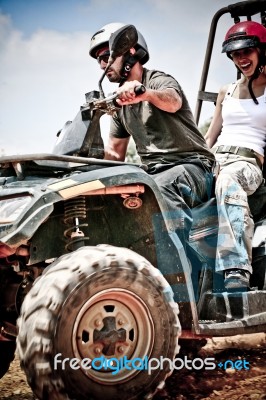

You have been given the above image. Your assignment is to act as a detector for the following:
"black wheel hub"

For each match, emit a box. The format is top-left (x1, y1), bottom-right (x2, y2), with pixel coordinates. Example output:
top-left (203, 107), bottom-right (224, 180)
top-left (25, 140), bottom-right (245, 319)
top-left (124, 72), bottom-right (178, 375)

top-left (93, 317), bottom-right (127, 356)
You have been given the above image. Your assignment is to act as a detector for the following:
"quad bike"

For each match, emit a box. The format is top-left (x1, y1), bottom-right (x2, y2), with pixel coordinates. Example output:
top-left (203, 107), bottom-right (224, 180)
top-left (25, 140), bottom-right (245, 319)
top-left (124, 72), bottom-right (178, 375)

top-left (0, 2), bottom-right (265, 399)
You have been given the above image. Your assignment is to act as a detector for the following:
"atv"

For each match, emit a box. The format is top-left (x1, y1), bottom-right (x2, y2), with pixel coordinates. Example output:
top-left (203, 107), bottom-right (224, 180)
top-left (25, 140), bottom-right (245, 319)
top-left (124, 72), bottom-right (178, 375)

top-left (0, 1), bottom-right (265, 399)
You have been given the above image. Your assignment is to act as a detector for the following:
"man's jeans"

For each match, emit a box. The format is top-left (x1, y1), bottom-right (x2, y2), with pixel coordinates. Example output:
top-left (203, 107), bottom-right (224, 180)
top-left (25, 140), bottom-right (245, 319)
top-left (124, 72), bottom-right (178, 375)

top-left (214, 153), bottom-right (263, 274)
top-left (149, 157), bottom-right (214, 247)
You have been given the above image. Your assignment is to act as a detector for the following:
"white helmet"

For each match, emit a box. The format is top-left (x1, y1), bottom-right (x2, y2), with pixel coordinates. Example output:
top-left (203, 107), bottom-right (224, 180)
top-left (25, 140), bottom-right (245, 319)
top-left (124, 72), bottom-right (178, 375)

top-left (89, 22), bottom-right (149, 64)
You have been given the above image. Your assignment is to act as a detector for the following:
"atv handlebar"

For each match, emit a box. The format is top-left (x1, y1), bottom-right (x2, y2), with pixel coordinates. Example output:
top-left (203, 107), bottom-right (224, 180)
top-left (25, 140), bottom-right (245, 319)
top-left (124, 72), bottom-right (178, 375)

top-left (100, 84), bottom-right (146, 103)
top-left (133, 84), bottom-right (146, 96)
top-left (81, 85), bottom-right (146, 119)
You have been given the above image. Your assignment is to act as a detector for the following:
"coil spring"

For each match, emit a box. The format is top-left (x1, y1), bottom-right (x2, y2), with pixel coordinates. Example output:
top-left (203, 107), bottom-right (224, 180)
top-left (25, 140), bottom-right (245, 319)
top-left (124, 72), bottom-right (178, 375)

top-left (64, 196), bottom-right (87, 225)
top-left (63, 196), bottom-right (89, 250)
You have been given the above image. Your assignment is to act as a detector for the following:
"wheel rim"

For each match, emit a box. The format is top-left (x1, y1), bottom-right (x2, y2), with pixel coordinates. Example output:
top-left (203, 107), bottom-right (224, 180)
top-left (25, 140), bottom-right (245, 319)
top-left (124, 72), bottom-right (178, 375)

top-left (72, 288), bottom-right (154, 384)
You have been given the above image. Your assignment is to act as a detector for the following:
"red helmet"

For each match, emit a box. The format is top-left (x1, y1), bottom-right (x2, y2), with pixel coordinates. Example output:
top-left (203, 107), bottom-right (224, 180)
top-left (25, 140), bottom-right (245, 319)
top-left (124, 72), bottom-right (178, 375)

top-left (222, 21), bottom-right (266, 54)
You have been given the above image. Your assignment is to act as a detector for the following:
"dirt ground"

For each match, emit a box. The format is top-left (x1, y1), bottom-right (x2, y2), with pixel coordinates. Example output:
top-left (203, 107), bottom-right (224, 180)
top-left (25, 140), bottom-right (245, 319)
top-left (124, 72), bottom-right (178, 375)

top-left (0, 333), bottom-right (265, 400)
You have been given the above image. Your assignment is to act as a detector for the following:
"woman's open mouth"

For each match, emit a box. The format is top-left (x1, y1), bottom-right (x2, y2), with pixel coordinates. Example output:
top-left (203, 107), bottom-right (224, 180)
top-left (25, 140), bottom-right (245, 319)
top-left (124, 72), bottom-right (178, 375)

top-left (239, 61), bottom-right (252, 73)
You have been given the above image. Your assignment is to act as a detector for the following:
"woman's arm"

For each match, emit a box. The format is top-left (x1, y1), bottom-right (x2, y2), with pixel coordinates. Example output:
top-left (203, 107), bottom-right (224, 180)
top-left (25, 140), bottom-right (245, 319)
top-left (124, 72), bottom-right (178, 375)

top-left (205, 85), bottom-right (228, 148)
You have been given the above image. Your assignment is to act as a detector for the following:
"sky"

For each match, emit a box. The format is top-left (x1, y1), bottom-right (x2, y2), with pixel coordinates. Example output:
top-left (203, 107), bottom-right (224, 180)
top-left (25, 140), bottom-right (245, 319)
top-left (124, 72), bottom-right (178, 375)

top-left (0, 0), bottom-right (262, 155)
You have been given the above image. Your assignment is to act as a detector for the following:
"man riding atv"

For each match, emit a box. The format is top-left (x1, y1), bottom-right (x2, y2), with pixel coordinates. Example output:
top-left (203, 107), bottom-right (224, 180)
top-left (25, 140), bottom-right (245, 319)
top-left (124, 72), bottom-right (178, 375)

top-left (90, 22), bottom-right (215, 248)
top-left (0, 3), bottom-right (265, 400)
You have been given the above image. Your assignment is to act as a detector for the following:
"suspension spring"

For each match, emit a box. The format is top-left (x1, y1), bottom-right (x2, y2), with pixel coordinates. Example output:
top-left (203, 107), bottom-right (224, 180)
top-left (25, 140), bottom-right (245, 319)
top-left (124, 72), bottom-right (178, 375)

top-left (63, 196), bottom-right (90, 251)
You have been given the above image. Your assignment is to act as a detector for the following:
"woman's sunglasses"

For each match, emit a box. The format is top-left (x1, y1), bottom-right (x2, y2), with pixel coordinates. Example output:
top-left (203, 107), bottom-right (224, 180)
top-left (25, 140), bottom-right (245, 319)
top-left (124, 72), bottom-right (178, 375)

top-left (230, 47), bottom-right (256, 59)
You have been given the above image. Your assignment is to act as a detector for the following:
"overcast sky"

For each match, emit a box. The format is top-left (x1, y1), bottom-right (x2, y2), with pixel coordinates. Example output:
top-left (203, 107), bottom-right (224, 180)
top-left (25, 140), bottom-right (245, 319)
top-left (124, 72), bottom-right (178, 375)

top-left (0, 0), bottom-right (262, 155)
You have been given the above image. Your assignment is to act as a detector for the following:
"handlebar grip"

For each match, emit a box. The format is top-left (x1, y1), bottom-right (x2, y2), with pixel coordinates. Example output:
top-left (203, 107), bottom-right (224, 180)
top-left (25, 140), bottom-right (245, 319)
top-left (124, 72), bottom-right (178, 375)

top-left (134, 85), bottom-right (146, 96)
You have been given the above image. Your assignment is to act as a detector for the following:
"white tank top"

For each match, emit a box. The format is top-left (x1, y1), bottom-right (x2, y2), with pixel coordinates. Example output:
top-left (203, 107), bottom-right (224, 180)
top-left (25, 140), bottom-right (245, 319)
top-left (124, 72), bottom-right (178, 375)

top-left (216, 81), bottom-right (266, 156)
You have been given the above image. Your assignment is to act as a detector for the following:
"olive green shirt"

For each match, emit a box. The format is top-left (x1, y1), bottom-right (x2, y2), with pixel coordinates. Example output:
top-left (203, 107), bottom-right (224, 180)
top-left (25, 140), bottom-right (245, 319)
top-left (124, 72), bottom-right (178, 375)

top-left (110, 68), bottom-right (215, 168)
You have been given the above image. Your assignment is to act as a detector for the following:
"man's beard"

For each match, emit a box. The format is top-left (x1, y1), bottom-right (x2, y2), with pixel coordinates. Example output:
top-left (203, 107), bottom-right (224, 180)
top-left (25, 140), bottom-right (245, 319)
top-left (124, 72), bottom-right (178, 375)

top-left (106, 58), bottom-right (124, 83)
top-left (107, 71), bottom-right (121, 83)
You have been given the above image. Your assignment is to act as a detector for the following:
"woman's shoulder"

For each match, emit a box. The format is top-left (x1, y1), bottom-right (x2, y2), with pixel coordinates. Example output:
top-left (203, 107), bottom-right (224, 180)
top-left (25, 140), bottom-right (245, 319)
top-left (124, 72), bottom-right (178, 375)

top-left (220, 79), bottom-right (241, 95)
top-left (218, 80), bottom-right (240, 101)
top-left (219, 83), bottom-right (232, 96)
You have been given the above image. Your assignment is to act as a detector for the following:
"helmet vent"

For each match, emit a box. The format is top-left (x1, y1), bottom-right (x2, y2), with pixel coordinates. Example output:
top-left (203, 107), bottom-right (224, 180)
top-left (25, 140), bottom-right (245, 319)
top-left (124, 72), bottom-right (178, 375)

top-left (91, 29), bottom-right (105, 41)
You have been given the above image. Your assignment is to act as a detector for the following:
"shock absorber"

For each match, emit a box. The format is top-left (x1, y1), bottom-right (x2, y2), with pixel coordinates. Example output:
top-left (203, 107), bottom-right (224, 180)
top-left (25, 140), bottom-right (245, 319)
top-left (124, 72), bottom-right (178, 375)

top-left (63, 196), bottom-right (90, 251)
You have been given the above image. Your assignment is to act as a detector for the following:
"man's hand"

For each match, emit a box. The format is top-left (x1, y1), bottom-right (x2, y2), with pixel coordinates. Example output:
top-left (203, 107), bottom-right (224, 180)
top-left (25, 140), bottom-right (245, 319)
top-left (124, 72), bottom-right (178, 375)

top-left (116, 80), bottom-right (182, 112)
top-left (116, 80), bottom-right (146, 105)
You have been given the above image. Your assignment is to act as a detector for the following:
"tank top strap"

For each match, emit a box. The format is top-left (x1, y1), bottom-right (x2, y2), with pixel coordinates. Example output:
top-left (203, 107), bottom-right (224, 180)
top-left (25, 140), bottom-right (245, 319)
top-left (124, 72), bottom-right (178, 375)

top-left (224, 80), bottom-right (266, 102)
top-left (224, 80), bottom-right (239, 99)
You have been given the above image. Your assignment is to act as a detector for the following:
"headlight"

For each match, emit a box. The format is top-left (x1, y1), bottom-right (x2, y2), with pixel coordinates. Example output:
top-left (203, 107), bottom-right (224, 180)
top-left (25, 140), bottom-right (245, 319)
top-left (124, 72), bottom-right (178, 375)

top-left (0, 196), bottom-right (32, 224)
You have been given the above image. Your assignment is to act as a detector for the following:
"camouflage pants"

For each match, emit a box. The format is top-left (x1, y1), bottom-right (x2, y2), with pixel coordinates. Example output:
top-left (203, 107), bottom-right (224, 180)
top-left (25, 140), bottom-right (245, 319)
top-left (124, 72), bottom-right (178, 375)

top-left (214, 153), bottom-right (264, 273)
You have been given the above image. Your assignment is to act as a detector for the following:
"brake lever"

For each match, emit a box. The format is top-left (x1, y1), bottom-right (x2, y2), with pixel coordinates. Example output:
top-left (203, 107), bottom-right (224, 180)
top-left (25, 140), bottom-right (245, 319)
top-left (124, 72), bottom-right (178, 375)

top-left (99, 84), bottom-right (146, 103)
top-left (81, 85), bottom-right (146, 119)
top-left (95, 84), bottom-right (146, 114)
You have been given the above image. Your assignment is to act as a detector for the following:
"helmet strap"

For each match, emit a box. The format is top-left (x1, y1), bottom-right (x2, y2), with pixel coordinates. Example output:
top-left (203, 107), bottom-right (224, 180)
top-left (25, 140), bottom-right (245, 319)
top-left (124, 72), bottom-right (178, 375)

top-left (248, 74), bottom-right (259, 104)
top-left (119, 49), bottom-right (146, 85)
top-left (248, 49), bottom-right (266, 104)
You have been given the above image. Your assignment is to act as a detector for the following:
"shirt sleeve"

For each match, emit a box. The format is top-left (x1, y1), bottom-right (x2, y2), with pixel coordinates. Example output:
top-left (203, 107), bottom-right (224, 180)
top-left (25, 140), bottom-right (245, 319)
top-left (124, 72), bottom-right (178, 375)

top-left (109, 69), bottom-right (181, 139)
top-left (110, 112), bottom-right (130, 139)
top-left (147, 70), bottom-right (182, 96)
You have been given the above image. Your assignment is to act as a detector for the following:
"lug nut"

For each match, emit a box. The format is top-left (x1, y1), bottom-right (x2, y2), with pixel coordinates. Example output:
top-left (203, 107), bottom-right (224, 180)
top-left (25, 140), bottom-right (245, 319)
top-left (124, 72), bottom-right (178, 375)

top-left (117, 346), bottom-right (124, 353)
top-left (94, 347), bottom-right (101, 355)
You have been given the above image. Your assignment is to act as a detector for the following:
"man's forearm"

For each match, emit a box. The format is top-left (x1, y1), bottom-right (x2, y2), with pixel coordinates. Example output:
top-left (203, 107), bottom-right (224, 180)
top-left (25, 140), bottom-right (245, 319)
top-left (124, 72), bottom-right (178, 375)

top-left (145, 88), bottom-right (182, 113)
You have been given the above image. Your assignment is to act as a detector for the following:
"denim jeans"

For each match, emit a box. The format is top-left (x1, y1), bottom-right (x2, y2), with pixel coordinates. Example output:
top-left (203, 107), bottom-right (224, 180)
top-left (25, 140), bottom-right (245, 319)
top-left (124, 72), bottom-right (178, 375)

top-left (149, 157), bottom-right (214, 246)
top-left (214, 153), bottom-right (263, 274)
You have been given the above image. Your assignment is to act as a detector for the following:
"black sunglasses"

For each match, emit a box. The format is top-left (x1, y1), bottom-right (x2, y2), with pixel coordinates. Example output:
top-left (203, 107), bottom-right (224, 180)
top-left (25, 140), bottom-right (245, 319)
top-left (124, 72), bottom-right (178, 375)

top-left (230, 47), bottom-right (255, 59)
top-left (97, 51), bottom-right (110, 64)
